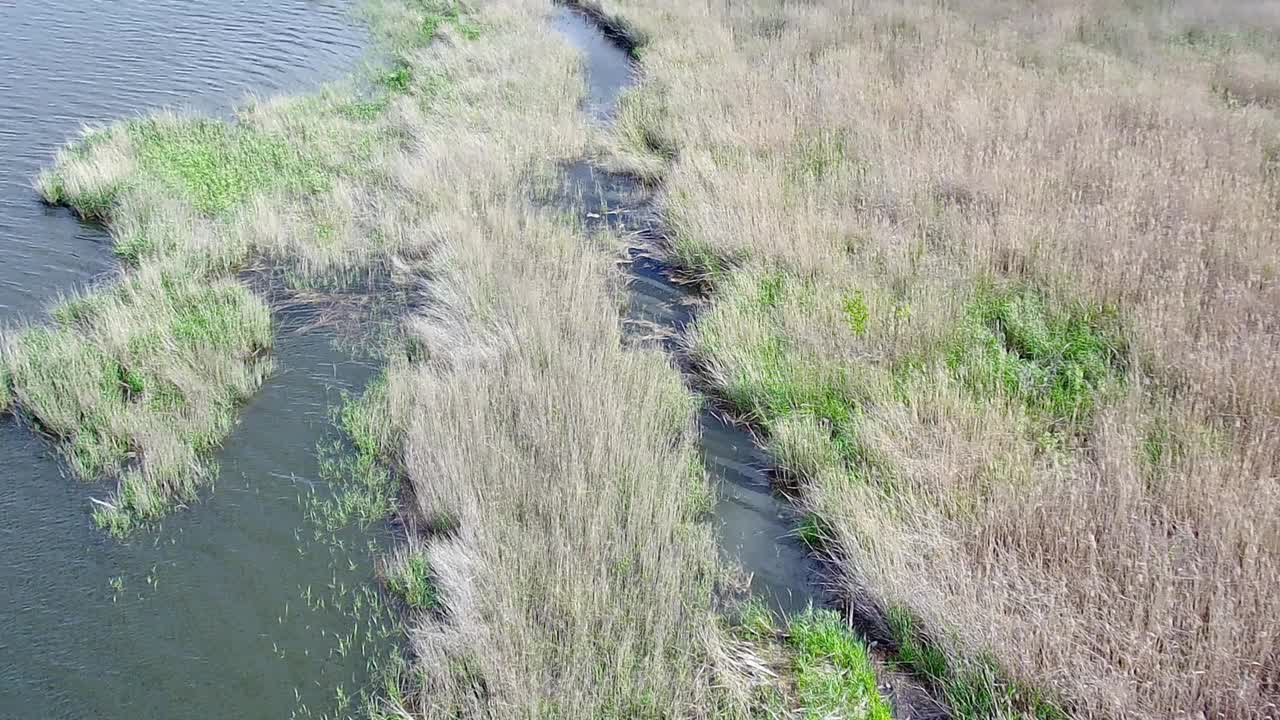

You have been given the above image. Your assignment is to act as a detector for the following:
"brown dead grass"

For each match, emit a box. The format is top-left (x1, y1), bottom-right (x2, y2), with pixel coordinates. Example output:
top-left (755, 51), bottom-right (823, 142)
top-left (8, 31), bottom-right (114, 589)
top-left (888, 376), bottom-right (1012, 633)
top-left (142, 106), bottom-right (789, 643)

top-left (329, 1), bottom-right (739, 717)
top-left (588, 0), bottom-right (1280, 717)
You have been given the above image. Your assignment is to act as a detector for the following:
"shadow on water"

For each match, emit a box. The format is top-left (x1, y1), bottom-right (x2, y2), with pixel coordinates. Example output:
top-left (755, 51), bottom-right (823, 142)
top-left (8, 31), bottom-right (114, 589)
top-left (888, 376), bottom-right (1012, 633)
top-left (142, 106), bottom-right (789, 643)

top-left (550, 6), bottom-right (822, 617)
top-left (0, 2), bottom-right (396, 718)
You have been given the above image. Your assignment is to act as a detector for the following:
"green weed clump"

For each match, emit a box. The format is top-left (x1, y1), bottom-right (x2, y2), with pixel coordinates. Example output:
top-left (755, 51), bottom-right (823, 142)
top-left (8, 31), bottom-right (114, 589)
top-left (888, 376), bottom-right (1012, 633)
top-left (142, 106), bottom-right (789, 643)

top-left (38, 114), bottom-right (333, 219)
top-left (945, 283), bottom-right (1126, 428)
top-left (729, 600), bottom-right (892, 720)
top-left (788, 609), bottom-right (892, 720)
top-left (2, 264), bottom-right (272, 535)
top-left (384, 550), bottom-right (441, 611)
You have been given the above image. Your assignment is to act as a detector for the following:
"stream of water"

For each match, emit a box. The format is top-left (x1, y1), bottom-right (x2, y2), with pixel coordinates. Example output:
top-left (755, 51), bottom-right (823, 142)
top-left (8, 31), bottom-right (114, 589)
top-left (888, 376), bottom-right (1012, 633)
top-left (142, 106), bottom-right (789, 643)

top-left (551, 6), bottom-right (821, 616)
top-left (0, 3), bottom-right (391, 718)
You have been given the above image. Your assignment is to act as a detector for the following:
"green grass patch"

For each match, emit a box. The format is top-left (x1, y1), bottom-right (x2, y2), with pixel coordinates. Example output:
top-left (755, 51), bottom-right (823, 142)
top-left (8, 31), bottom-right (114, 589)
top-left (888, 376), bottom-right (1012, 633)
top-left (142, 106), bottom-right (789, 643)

top-left (694, 270), bottom-right (870, 430)
top-left (683, 453), bottom-right (716, 521)
top-left (4, 265), bottom-right (272, 535)
top-left (384, 550), bottom-right (441, 611)
top-left (128, 117), bottom-right (331, 215)
top-left (695, 270), bottom-right (1125, 716)
top-left (787, 609), bottom-right (892, 720)
top-left (42, 115), bottom-right (334, 219)
top-left (728, 602), bottom-right (891, 719)
top-left (946, 282), bottom-right (1126, 428)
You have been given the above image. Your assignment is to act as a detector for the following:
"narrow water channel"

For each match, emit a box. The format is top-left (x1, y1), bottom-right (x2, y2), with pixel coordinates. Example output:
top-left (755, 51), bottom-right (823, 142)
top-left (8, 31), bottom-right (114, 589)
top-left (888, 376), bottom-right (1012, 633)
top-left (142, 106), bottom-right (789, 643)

top-left (0, 3), bottom-right (390, 718)
top-left (551, 6), bottom-right (821, 616)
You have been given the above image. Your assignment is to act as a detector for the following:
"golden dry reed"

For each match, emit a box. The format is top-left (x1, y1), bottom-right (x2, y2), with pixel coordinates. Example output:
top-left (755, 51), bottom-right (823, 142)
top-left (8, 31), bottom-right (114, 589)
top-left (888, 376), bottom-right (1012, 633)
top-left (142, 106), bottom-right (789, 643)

top-left (586, 0), bottom-right (1280, 718)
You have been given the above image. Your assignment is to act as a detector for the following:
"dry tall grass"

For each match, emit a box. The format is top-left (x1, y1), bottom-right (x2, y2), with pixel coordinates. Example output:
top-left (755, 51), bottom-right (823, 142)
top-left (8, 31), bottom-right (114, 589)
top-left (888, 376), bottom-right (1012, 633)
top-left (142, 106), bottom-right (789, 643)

top-left (280, 1), bottom-right (732, 716)
top-left (588, 0), bottom-right (1280, 717)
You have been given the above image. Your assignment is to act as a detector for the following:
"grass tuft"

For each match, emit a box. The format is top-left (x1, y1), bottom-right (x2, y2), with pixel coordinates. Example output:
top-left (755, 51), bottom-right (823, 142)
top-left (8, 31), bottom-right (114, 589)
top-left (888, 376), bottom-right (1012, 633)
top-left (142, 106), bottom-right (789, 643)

top-left (788, 609), bottom-right (892, 720)
top-left (4, 263), bottom-right (272, 534)
top-left (384, 550), bottom-right (441, 611)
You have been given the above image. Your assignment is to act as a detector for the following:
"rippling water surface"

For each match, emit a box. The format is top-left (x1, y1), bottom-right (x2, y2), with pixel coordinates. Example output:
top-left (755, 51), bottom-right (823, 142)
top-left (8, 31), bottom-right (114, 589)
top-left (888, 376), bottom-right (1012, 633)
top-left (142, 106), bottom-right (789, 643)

top-left (0, 2), bottom-right (384, 718)
top-left (0, 0), bottom-right (365, 316)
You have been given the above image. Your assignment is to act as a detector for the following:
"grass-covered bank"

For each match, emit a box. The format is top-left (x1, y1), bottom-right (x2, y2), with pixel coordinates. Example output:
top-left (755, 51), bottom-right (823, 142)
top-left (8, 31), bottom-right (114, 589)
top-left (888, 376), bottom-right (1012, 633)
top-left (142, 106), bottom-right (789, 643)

top-left (585, 0), bottom-right (1280, 717)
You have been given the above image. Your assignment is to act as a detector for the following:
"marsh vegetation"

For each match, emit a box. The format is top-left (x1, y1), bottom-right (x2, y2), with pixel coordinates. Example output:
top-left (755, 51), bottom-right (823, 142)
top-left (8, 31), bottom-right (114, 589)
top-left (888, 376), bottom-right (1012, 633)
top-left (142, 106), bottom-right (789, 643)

top-left (12, 0), bottom-right (1279, 717)
top-left (16, 0), bottom-right (777, 716)
top-left (587, 0), bottom-right (1280, 716)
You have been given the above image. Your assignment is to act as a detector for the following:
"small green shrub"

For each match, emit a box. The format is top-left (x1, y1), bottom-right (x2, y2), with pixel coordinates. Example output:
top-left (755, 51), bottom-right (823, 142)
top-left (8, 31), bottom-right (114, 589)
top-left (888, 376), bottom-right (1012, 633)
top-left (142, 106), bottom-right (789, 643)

top-left (842, 289), bottom-right (869, 335)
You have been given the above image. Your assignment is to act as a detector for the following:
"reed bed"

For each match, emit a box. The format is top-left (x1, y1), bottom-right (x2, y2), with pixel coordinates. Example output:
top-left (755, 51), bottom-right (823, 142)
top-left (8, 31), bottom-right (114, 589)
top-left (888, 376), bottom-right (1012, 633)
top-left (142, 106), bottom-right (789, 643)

top-left (583, 0), bottom-right (1280, 717)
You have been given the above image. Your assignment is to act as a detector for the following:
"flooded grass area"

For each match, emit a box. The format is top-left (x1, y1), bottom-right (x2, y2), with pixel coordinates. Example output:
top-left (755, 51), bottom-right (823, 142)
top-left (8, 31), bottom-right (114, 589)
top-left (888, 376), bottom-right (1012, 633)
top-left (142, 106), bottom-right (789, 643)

top-left (0, 1), bottom-right (403, 718)
top-left (1, 318), bottom-right (390, 718)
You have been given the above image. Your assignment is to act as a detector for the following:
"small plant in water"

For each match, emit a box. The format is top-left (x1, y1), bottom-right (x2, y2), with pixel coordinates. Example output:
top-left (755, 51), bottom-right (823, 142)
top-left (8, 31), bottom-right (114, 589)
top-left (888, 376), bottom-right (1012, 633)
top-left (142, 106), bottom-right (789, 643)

top-left (108, 575), bottom-right (125, 601)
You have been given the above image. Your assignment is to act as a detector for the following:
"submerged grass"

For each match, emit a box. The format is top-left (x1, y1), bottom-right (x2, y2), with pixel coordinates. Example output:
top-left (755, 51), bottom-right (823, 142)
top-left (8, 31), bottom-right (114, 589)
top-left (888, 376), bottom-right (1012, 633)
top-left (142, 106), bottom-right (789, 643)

top-left (309, 372), bottom-right (402, 533)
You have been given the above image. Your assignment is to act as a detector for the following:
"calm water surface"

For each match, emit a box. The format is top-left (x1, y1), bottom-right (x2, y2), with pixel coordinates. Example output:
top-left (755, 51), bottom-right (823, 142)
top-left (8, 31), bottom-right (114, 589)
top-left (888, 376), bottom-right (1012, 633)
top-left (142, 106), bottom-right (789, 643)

top-left (0, 2), bottom-right (389, 718)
